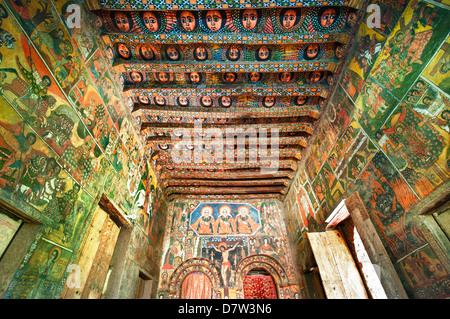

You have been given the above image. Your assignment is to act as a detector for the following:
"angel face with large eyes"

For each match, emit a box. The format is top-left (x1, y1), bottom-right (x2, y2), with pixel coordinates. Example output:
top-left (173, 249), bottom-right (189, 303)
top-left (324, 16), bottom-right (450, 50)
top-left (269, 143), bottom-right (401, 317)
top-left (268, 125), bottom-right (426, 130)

top-left (320, 8), bottom-right (336, 28)
top-left (117, 43), bottom-right (131, 59)
top-left (257, 46), bottom-right (270, 61)
top-left (220, 96), bottom-right (232, 108)
top-left (305, 43), bottom-right (320, 60)
top-left (309, 71), bottom-right (322, 83)
top-left (224, 72), bottom-right (237, 83)
top-left (114, 12), bottom-right (131, 32)
top-left (194, 46), bottom-right (208, 61)
top-left (140, 44), bottom-right (155, 60)
top-left (282, 9), bottom-right (297, 29)
top-left (205, 10), bottom-right (222, 31)
top-left (178, 96), bottom-right (189, 106)
top-left (189, 72), bottom-right (201, 83)
top-left (157, 72), bottom-right (170, 84)
top-left (180, 11), bottom-right (196, 31)
top-left (226, 45), bottom-right (240, 61)
top-left (142, 12), bottom-right (158, 32)
top-left (249, 72), bottom-right (261, 83)
top-left (200, 95), bottom-right (213, 107)
top-left (155, 95), bottom-right (166, 106)
top-left (279, 71), bottom-right (292, 83)
top-left (263, 96), bottom-right (275, 108)
top-left (166, 46), bottom-right (180, 61)
top-left (130, 71), bottom-right (143, 83)
top-left (242, 9), bottom-right (258, 30)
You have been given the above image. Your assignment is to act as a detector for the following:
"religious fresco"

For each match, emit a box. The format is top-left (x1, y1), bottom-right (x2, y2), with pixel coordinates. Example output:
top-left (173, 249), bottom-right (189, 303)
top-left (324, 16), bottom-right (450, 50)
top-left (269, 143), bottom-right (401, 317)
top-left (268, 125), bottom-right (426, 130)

top-left (283, 0), bottom-right (450, 299)
top-left (369, 1), bottom-right (450, 100)
top-left (101, 7), bottom-right (354, 36)
top-left (158, 199), bottom-right (299, 299)
top-left (122, 70), bottom-right (334, 89)
top-left (4, 238), bottom-right (73, 299)
top-left (113, 42), bottom-right (339, 64)
top-left (0, 0), bottom-right (166, 299)
top-left (98, 0), bottom-right (363, 11)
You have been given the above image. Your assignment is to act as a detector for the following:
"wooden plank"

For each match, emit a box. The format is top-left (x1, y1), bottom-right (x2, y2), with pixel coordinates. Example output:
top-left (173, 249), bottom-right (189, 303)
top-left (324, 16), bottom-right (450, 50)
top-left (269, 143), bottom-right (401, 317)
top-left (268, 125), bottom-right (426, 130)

top-left (345, 192), bottom-right (409, 299)
top-left (352, 227), bottom-right (387, 299)
top-left (0, 213), bottom-right (21, 258)
top-left (325, 231), bottom-right (368, 299)
top-left (62, 206), bottom-right (107, 299)
top-left (81, 214), bottom-right (120, 299)
top-left (307, 232), bottom-right (347, 299)
top-left (307, 231), bottom-right (369, 299)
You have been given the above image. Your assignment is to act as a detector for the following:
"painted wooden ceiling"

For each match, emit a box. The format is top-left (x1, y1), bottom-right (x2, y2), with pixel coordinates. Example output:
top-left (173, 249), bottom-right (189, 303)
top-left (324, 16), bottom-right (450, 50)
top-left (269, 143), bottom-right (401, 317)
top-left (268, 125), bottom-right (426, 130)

top-left (89, 0), bottom-right (364, 200)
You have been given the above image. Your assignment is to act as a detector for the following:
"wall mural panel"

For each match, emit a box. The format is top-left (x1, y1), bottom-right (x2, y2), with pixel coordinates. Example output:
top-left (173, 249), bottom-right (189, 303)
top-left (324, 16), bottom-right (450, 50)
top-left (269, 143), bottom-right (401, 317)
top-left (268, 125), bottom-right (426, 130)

top-left (158, 200), bottom-right (299, 299)
top-left (283, 0), bottom-right (450, 299)
top-left (0, 0), bottom-right (167, 299)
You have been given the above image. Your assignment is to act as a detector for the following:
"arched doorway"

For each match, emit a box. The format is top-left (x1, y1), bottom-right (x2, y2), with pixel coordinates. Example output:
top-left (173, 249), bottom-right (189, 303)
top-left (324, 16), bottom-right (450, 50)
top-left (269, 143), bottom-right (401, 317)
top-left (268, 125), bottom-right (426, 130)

top-left (181, 271), bottom-right (212, 299)
top-left (243, 268), bottom-right (278, 299)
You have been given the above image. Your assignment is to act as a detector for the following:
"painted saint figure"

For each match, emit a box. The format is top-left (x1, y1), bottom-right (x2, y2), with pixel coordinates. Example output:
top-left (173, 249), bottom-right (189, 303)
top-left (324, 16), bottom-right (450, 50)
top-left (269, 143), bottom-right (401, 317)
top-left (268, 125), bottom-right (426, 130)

top-left (190, 206), bottom-right (215, 235)
top-left (235, 206), bottom-right (259, 234)
top-left (215, 205), bottom-right (235, 234)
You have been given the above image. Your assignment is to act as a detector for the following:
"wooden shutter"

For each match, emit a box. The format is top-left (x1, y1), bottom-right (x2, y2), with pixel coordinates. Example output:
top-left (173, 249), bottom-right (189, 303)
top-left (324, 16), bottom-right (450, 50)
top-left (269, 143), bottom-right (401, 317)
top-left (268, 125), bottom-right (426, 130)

top-left (307, 230), bottom-right (368, 299)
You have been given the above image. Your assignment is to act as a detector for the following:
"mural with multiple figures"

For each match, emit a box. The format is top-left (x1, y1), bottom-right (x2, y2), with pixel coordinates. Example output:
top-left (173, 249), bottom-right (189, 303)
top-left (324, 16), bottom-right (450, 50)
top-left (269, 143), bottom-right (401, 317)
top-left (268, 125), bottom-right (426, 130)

top-left (158, 200), bottom-right (300, 299)
top-left (284, 0), bottom-right (450, 299)
top-left (0, 0), bottom-right (167, 299)
top-left (100, 7), bottom-right (356, 35)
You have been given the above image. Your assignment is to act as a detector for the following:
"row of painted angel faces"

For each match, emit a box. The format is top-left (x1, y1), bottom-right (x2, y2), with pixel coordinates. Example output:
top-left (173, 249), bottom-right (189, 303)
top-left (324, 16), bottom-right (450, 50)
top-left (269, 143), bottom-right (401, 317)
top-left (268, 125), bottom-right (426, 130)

top-left (114, 42), bottom-right (344, 62)
top-left (110, 7), bottom-right (355, 33)
top-left (134, 94), bottom-right (323, 108)
top-left (126, 70), bottom-right (333, 86)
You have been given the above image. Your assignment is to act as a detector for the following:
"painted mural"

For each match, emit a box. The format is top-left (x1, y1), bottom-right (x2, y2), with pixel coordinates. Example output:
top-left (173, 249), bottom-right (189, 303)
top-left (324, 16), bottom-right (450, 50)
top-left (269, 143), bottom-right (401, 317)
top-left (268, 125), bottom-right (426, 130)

top-left (0, 0), bottom-right (167, 299)
top-left (158, 200), bottom-right (300, 299)
top-left (284, 0), bottom-right (450, 299)
top-left (101, 7), bottom-right (355, 36)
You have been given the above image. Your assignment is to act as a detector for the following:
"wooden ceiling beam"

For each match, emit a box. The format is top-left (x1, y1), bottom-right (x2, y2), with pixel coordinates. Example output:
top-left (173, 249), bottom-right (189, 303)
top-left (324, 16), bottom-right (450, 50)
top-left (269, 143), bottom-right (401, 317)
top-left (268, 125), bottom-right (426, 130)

top-left (162, 178), bottom-right (290, 188)
top-left (114, 61), bottom-right (339, 74)
top-left (102, 32), bottom-right (351, 46)
top-left (165, 185), bottom-right (287, 196)
top-left (160, 169), bottom-right (296, 180)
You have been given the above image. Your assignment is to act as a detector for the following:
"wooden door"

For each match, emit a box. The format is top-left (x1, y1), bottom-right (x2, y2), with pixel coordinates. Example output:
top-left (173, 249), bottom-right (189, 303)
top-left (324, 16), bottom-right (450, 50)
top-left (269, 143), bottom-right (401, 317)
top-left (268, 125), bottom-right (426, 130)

top-left (61, 206), bottom-right (120, 299)
top-left (307, 230), bottom-right (368, 299)
top-left (135, 272), bottom-right (153, 299)
top-left (0, 211), bottom-right (22, 258)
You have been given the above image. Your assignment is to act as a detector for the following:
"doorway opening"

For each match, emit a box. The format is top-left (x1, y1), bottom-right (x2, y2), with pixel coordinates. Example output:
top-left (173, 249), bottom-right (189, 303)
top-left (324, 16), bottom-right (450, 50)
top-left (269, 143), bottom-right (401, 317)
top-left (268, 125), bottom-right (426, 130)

top-left (243, 268), bottom-right (278, 299)
top-left (0, 198), bottom-right (41, 297)
top-left (180, 272), bottom-right (212, 299)
top-left (61, 195), bottom-right (132, 299)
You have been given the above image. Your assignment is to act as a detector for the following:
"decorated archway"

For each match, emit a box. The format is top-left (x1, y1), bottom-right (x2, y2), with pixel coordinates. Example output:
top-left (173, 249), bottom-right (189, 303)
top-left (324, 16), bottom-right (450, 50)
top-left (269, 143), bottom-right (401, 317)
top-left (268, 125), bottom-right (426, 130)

top-left (168, 257), bottom-right (222, 299)
top-left (234, 254), bottom-right (290, 299)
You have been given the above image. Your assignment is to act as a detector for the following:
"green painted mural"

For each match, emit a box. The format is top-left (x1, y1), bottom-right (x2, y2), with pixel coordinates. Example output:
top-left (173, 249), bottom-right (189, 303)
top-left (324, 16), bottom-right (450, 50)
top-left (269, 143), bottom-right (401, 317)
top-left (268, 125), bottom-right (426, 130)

top-left (0, 0), bottom-right (168, 299)
top-left (283, 0), bottom-right (450, 299)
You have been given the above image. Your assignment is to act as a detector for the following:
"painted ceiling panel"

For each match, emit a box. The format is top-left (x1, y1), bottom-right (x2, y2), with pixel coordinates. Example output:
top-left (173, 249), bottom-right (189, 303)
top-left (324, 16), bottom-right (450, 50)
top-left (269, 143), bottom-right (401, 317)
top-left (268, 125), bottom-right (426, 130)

top-left (90, 0), bottom-right (364, 199)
